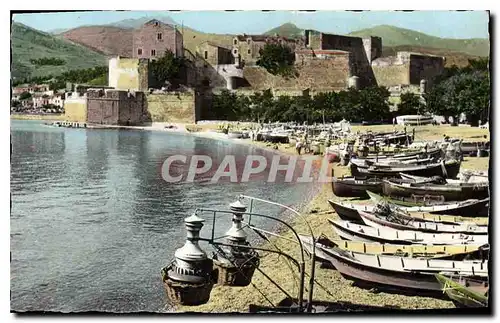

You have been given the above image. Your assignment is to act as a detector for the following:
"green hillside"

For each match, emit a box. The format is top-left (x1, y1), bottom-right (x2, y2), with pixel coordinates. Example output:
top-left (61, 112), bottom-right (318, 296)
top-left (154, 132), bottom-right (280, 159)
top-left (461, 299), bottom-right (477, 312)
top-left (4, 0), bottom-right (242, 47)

top-left (264, 23), bottom-right (305, 38)
top-left (11, 22), bottom-right (107, 80)
top-left (348, 25), bottom-right (489, 57)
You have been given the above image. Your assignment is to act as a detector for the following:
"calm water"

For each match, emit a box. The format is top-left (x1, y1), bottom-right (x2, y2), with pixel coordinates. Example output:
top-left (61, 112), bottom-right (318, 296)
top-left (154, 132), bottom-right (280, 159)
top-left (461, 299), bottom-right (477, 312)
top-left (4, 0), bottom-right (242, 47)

top-left (10, 120), bottom-right (316, 313)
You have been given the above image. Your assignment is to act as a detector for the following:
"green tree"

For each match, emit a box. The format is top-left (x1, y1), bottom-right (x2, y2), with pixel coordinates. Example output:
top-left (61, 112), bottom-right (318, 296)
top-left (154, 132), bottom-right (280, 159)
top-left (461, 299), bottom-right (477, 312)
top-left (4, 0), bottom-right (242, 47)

top-left (256, 43), bottom-right (296, 78)
top-left (397, 92), bottom-right (425, 115)
top-left (19, 92), bottom-right (32, 100)
top-left (250, 89), bottom-right (274, 123)
top-left (211, 90), bottom-right (241, 121)
top-left (149, 50), bottom-right (185, 88)
top-left (358, 86), bottom-right (391, 122)
top-left (426, 71), bottom-right (490, 125)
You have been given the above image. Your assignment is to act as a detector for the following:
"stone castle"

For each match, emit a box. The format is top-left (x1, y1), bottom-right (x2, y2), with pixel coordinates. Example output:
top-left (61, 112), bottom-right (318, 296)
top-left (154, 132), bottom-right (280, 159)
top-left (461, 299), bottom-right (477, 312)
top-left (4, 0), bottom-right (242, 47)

top-left (65, 19), bottom-right (445, 125)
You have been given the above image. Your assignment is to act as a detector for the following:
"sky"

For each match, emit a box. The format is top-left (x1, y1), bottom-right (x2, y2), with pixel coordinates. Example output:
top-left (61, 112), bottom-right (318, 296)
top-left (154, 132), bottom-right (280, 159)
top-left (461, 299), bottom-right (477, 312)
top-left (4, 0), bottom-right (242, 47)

top-left (12, 10), bottom-right (490, 39)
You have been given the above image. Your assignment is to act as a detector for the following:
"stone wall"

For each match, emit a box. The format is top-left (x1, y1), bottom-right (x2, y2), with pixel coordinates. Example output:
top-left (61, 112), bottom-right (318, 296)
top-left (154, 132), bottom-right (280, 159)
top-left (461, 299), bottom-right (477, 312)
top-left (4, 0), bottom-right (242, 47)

top-left (318, 33), bottom-right (376, 87)
top-left (108, 57), bottom-right (149, 91)
top-left (372, 64), bottom-right (409, 87)
top-left (64, 94), bottom-right (87, 122)
top-left (406, 53), bottom-right (445, 87)
top-left (87, 89), bottom-right (146, 125)
top-left (242, 53), bottom-right (350, 91)
top-left (145, 91), bottom-right (198, 123)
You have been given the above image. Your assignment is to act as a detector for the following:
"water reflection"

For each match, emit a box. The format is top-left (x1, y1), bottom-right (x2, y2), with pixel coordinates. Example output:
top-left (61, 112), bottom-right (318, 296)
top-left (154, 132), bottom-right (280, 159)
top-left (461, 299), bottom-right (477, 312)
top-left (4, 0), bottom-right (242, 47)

top-left (10, 121), bottom-right (316, 313)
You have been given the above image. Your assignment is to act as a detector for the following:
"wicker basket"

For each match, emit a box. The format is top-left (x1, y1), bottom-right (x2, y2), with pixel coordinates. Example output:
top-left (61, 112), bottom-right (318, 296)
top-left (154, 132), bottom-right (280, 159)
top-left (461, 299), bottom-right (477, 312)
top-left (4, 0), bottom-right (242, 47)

top-left (213, 257), bottom-right (259, 287)
top-left (163, 277), bottom-right (213, 306)
top-left (161, 266), bottom-right (214, 306)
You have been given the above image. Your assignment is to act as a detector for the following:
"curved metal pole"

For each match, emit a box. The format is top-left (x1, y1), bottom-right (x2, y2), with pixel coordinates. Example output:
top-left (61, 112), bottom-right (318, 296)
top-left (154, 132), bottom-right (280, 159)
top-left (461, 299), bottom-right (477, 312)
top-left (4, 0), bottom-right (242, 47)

top-left (196, 207), bottom-right (307, 312)
top-left (237, 195), bottom-right (317, 313)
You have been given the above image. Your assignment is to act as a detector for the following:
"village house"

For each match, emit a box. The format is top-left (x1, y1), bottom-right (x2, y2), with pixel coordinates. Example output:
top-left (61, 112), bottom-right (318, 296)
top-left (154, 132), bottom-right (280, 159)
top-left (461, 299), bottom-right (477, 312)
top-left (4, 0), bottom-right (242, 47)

top-left (133, 19), bottom-right (184, 60)
top-left (49, 94), bottom-right (65, 107)
top-left (32, 94), bottom-right (50, 108)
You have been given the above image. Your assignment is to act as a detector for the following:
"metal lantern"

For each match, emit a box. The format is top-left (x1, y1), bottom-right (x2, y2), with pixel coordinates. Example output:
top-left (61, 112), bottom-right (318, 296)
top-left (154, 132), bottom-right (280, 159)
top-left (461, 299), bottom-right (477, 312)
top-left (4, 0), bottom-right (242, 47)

top-left (213, 200), bottom-right (260, 287)
top-left (161, 213), bottom-right (215, 306)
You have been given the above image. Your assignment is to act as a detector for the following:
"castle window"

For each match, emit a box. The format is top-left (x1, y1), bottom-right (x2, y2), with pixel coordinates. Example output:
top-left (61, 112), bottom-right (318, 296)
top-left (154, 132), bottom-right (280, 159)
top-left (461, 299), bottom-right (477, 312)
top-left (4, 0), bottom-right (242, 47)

top-left (157, 33), bottom-right (162, 40)
top-left (247, 38), bottom-right (251, 45)
top-left (137, 48), bottom-right (142, 55)
top-left (247, 49), bottom-right (251, 55)
top-left (151, 49), bottom-right (156, 57)
top-left (233, 39), bottom-right (238, 45)
top-left (233, 49), bottom-right (238, 55)
top-left (204, 51), bottom-right (208, 59)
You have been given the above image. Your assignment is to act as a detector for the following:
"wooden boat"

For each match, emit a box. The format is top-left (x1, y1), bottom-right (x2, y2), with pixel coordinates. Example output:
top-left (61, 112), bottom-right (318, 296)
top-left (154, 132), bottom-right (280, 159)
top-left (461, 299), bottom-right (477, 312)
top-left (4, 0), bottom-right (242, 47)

top-left (365, 157), bottom-right (437, 168)
top-left (331, 176), bottom-right (384, 198)
top-left (367, 191), bottom-right (490, 217)
top-left (362, 147), bottom-right (442, 160)
top-left (328, 219), bottom-right (489, 245)
top-left (400, 173), bottom-right (488, 185)
top-left (350, 157), bottom-right (434, 170)
top-left (350, 159), bottom-right (461, 179)
top-left (376, 206), bottom-right (489, 226)
top-left (298, 235), bottom-right (485, 261)
top-left (358, 210), bottom-right (488, 235)
top-left (328, 199), bottom-right (490, 224)
top-left (435, 274), bottom-right (489, 308)
top-left (383, 178), bottom-right (489, 201)
top-left (306, 241), bottom-right (488, 299)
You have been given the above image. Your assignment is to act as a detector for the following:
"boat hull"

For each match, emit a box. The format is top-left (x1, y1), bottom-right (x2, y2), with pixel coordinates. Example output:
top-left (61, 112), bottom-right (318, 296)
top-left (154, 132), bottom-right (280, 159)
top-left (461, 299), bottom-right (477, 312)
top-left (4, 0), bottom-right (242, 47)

top-left (383, 180), bottom-right (489, 201)
top-left (351, 160), bottom-right (461, 179)
top-left (320, 246), bottom-right (488, 299)
top-left (332, 178), bottom-right (383, 198)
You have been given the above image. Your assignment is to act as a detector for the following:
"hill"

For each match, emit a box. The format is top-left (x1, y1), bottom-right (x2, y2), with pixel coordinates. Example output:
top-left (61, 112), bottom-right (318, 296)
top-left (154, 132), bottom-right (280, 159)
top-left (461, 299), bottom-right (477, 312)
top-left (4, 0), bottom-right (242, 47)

top-left (11, 22), bottom-right (107, 80)
top-left (264, 23), bottom-right (305, 38)
top-left (348, 25), bottom-right (489, 57)
top-left (106, 15), bottom-right (177, 29)
top-left (61, 26), bottom-right (133, 56)
top-left (58, 23), bottom-right (235, 59)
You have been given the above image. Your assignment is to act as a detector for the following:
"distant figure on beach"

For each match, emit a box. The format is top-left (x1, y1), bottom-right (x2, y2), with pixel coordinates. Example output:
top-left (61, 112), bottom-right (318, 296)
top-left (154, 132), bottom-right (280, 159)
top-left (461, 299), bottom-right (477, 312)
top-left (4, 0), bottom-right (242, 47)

top-left (296, 141), bottom-right (303, 155)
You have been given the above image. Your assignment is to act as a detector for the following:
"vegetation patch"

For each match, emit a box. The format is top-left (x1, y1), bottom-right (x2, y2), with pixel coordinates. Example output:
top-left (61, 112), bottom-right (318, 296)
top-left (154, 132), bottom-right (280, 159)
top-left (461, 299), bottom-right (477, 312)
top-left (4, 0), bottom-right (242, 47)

top-left (29, 57), bottom-right (66, 66)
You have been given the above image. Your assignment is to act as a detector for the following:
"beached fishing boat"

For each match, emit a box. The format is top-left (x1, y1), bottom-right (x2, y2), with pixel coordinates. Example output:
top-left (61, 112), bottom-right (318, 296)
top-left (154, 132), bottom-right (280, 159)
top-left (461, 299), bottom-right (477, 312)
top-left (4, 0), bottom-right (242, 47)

top-left (374, 205), bottom-right (489, 226)
top-left (350, 159), bottom-right (461, 179)
top-left (331, 177), bottom-right (384, 198)
top-left (357, 210), bottom-right (488, 235)
top-left (328, 198), bottom-right (490, 224)
top-left (382, 178), bottom-right (489, 201)
top-left (298, 235), bottom-right (484, 262)
top-left (400, 173), bottom-right (488, 185)
top-left (367, 191), bottom-right (490, 217)
top-left (435, 274), bottom-right (489, 308)
top-left (328, 219), bottom-right (489, 245)
top-left (361, 147), bottom-right (442, 160)
top-left (304, 242), bottom-right (488, 299)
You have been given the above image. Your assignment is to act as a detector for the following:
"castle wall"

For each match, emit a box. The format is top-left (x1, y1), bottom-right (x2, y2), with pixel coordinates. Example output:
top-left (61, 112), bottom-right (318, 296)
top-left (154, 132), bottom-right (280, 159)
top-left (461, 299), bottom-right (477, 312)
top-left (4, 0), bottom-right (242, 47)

top-left (372, 64), bottom-right (410, 87)
top-left (146, 91), bottom-right (198, 123)
top-left (108, 57), bottom-right (149, 91)
top-left (406, 53), bottom-right (445, 87)
top-left (319, 34), bottom-right (376, 87)
top-left (87, 89), bottom-right (145, 125)
top-left (64, 94), bottom-right (87, 122)
top-left (242, 52), bottom-right (350, 91)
